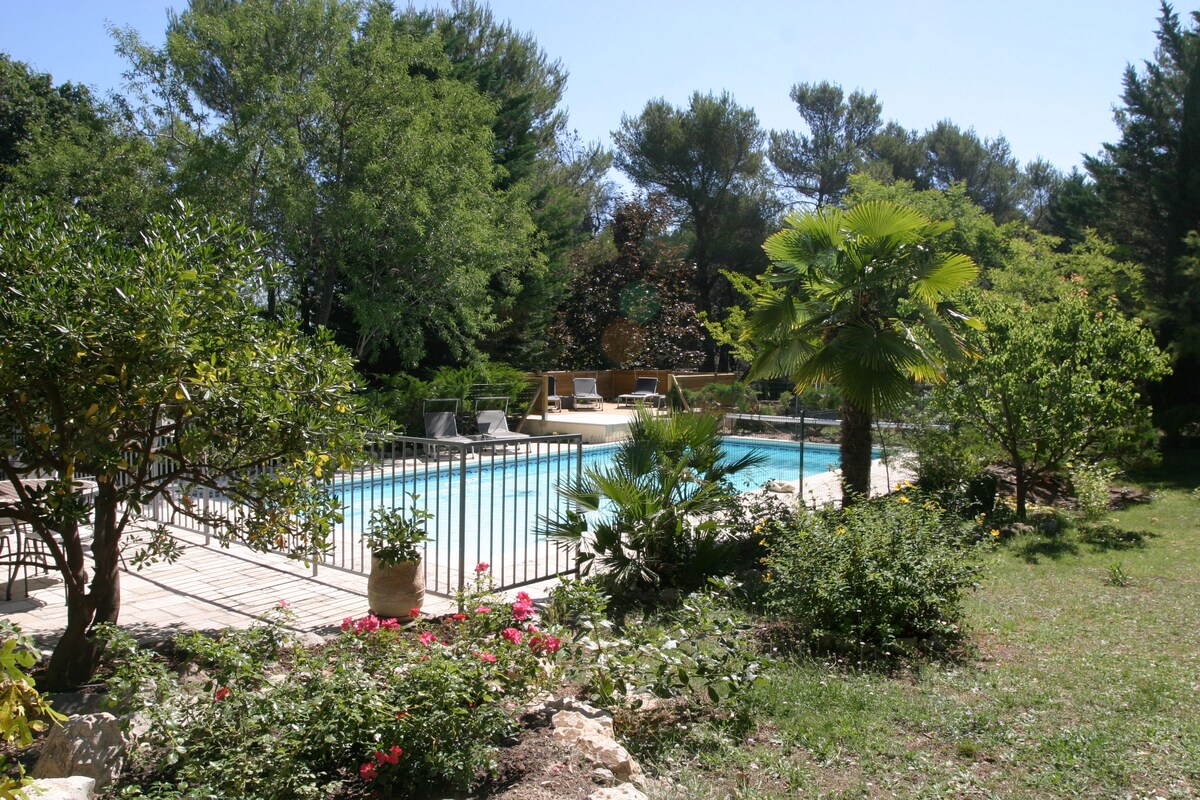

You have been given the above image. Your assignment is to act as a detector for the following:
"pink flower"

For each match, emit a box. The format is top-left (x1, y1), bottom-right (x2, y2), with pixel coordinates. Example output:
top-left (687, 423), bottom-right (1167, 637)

top-left (277, 600), bottom-right (290, 608)
top-left (515, 591), bottom-right (531, 603)
top-left (340, 617), bottom-right (354, 631)
top-left (475, 562), bottom-right (490, 573)
top-left (501, 627), bottom-right (522, 645)
top-left (359, 761), bottom-right (378, 781)
top-left (214, 686), bottom-right (232, 702)
top-left (418, 631), bottom-right (438, 646)
top-left (475, 606), bottom-right (492, 614)
top-left (379, 617), bottom-right (401, 631)
top-left (408, 607), bottom-right (421, 619)
top-left (511, 600), bottom-right (534, 621)
top-left (477, 651), bottom-right (497, 663)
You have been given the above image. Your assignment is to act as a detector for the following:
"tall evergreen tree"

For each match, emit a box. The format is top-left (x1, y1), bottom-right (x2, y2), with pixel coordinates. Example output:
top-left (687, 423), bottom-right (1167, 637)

top-left (614, 90), bottom-right (774, 369)
top-left (769, 81), bottom-right (881, 208)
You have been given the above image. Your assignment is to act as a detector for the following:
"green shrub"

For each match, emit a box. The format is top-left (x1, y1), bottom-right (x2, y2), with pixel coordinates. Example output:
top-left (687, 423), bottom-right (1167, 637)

top-left (1, 621), bottom-right (64, 797)
top-left (562, 587), bottom-right (765, 710)
top-left (106, 597), bottom-right (565, 799)
top-left (1071, 462), bottom-right (1115, 521)
top-left (763, 493), bottom-right (982, 652)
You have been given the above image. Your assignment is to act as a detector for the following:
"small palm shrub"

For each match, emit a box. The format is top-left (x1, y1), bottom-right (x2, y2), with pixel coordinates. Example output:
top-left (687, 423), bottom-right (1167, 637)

top-left (762, 492), bottom-right (982, 652)
top-left (545, 410), bottom-right (763, 613)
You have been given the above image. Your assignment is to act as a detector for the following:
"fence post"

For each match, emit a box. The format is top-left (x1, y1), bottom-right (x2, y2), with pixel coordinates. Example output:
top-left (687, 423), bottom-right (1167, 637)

top-left (457, 442), bottom-right (468, 603)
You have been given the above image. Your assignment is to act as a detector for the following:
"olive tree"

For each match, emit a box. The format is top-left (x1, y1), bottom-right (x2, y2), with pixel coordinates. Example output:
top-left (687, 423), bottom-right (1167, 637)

top-left (0, 198), bottom-right (368, 688)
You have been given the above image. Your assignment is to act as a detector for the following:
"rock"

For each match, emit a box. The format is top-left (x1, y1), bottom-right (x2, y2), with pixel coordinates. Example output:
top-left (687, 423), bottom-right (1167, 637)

top-left (589, 785), bottom-right (649, 800)
top-left (21, 776), bottom-right (96, 799)
top-left (591, 767), bottom-right (616, 785)
top-left (552, 710), bottom-right (643, 785)
top-left (33, 713), bottom-right (125, 790)
top-left (764, 480), bottom-right (796, 494)
top-left (1037, 516), bottom-right (1061, 534)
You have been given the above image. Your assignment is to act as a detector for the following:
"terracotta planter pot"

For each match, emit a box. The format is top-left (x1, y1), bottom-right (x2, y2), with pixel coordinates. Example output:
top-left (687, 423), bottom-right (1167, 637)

top-left (367, 557), bottom-right (425, 619)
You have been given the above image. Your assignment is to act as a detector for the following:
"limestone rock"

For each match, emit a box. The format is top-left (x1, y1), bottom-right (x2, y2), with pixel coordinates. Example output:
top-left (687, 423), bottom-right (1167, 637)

top-left (33, 713), bottom-right (125, 790)
top-left (552, 710), bottom-right (642, 785)
top-left (22, 775), bottom-right (97, 799)
top-left (589, 785), bottom-right (649, 800)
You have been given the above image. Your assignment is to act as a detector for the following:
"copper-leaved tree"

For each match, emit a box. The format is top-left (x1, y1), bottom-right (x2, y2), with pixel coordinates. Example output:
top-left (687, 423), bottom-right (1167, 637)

top-left (0, 198), bottom-right (368, 688)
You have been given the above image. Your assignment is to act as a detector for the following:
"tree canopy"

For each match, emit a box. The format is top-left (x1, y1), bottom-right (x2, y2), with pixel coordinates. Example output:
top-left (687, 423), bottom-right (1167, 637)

top-left (0, 198), bottom-right (368, 687)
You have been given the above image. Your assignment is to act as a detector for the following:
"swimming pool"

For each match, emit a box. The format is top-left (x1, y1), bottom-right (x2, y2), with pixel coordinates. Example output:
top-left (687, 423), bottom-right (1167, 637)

top-left (325, 436), bottom-right (855, 595)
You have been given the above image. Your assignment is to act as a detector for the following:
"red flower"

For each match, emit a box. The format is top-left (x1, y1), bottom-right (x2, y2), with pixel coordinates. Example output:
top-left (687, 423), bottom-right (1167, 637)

top-left (475, 562), bottom-right (490, 573)
top-left (340, 617), bottom-right (354, 631)
top-left (501, 627), bottom-right (522, 645)
top-left (379, 618), bottom-right (401, 631)
top-left (451, 613), bottom-right (468, 622)
top-left (214, 687), bottom-right (232, 702)
top-left (374, 745), bottom-right (403, 765)
top-left (395, 711), bottom-right (409, 720)
top-left (359, 762), bottom-right (378, 781)
top-left (515, 591), bottom-right (531, 603)
top-left (477, 651), bottom-right (497, 663)
top-left (408, 607), bottom-right (421, 619)
top-left (529, 634), bottom-right (562, 655)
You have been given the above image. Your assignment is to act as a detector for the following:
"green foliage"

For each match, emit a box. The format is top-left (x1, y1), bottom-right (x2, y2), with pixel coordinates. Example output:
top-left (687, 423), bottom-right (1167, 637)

top-left (0, 54), bottom-right (165, 233)
top-left (120, 0), bottom-right (544, 371)
top-left (768, 80), bottom-right (882, 208)
top-left (545, 411), bottom-right (763, 609)
top-left (902, 405), bottom-right (994, 513)
top-left (937, 294), bottom-right (1170, 516)
top-left (545, 576), bottom-right (610, 629)
top-left (364, 493), bottom-right (433, 566)
top-left (614, 90), bottom-right (775, 367)
top-left (762, 493), bottom-right (983, 651)
top-left (1, 622), bottom-right (65, 798)
top-left (745, 198), bottom-right (981, 502)
top-left (106, 599), bottom-right (565, 799)
top-left (0, 197), bottom-right (368, 687)
top-left (1071, 463), bottom-right (1116, 522)
top-left (563, 589), bottom-right (765, 710)
top-left (683, 381), bottom-right (758, 412)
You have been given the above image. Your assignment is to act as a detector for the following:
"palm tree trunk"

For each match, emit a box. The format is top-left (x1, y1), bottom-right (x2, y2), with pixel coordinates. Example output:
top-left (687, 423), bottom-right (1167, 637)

top-left (840, 400), bottom-right (873, 506)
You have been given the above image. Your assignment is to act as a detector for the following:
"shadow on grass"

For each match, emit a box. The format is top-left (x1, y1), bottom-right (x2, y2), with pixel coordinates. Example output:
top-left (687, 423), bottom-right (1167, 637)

top-left (1126, 445), bottom-right (1200, 491)
top-left (1077, 524), bottom-right (1154, 553)
top-left (1011, 533), bottom-right (1079, 564)
top-left (1007, 524), bottom-right (1157, 564)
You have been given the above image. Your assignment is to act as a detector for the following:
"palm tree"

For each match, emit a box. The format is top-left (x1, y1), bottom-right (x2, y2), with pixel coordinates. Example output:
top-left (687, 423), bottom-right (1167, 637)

top-left (544, 410), bottom-right (763, 609)
top-left (745, 200), bottom-right (980, 505)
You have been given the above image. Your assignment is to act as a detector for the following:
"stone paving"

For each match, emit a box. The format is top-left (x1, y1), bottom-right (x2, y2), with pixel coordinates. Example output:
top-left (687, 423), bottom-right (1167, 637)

top-left (2, 459), bottom-right (911, 652)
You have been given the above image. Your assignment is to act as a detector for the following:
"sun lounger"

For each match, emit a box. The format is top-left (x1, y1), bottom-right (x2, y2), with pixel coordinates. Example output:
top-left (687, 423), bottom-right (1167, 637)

top-left (572, 377), bottom-right (603, 411)
top-left (474, 398), bottom-right (531, 444)
top-left (617, 376), bottom-right (662, 408)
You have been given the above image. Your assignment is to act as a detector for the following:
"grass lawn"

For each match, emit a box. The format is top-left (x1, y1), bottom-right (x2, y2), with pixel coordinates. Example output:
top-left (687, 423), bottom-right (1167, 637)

top-left (641, 454), bottom-right (1200, 799)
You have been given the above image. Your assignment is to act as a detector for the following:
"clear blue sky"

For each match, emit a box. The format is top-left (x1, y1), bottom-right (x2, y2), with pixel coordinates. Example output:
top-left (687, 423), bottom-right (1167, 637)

top-left (0, 0), bottom-right (1168, 173)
